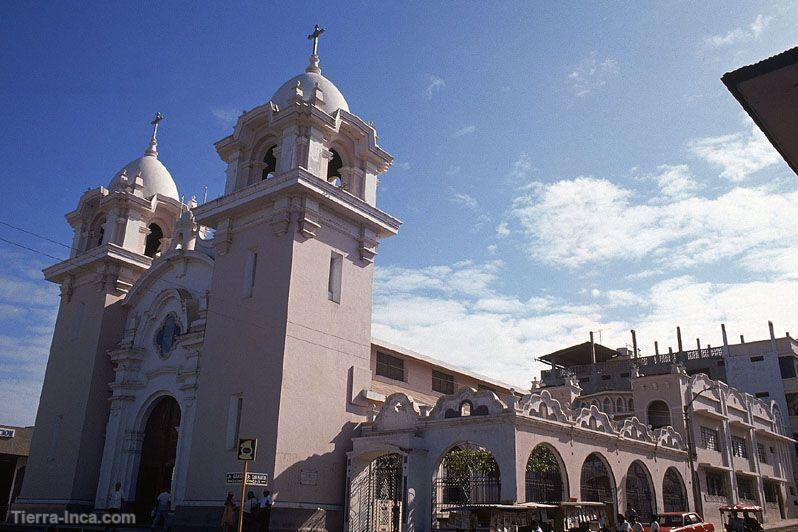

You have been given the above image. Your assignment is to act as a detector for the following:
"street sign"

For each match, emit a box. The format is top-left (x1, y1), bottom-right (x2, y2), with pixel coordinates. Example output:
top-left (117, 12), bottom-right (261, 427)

top-left (226, 472), bottom-right (269, 486)
top-left (237, 438), bottom-right (257, 461)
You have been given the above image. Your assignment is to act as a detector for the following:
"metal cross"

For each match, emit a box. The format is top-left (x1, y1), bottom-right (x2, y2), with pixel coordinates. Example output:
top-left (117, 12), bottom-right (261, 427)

top-left (307, 24), bottom-right (325, 56)
top-left (150, 112), bottom-right (164, 140)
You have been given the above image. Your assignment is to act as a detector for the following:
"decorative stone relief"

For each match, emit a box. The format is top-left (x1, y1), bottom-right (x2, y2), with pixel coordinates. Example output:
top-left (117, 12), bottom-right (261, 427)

top-left (428, 387), bottom-right (507, 420)
top-left (519, 390), bottom-right (569, 422)
top-left (655, 426), bottom-right (685, 450)
top-left (574, 405), bottom-right (616, 434)
top-left (620, 417), bottom-right (654, 442)
top-left (373, 393), bottom-right (421, 432)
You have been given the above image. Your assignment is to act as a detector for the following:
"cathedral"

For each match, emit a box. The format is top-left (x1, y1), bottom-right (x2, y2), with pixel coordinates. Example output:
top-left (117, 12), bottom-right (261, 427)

top-left (12, 30), bottom-right (798, 532)
top-left (16, 31), bottom-right (401, 530)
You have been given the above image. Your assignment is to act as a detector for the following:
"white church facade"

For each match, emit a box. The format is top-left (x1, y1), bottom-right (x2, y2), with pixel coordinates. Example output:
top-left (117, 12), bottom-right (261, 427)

top-left (12, 32), bottom-right (798, 532)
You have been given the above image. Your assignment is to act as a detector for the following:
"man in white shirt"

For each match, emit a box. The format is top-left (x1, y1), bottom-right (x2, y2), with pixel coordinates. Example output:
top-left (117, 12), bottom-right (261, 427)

top-left (108, 482), bottom-right (123, 512)
top-left (152, 489), bottom-right (171, 531)
top-left (530, 520), bottom-right (543, 532)
top-left (257, 490), bottom-right (273, 532)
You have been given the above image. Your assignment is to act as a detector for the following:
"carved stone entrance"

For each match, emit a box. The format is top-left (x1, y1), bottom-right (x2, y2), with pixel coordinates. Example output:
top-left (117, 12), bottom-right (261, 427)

top-left (133, 396), bottom-right (181, 519)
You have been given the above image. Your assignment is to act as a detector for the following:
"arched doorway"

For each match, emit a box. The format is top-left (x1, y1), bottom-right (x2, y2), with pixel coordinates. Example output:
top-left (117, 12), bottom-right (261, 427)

top-left (432, 444), bottom-right (500, 526)
top-left (526, 444), bottom-right (566, 503)
top-left (663, 468), bottom-right (687, 512)
top-left (625, 461), bottom-right (655, 522)
top-left (580, 453), bottom-right (615, 508)
top-left (647, 400), bottom-right (671, 429)
top-left (134, 396), bottom-right (181, 519)
top-left (349, 453), bottom-right (404, 532)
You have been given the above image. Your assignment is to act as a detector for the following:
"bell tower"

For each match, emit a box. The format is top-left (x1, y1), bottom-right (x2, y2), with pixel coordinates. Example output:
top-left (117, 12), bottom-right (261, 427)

top-left (16, 117), bottom-right (182, 512)
top-left (181, 30), bottom-right (400, 530)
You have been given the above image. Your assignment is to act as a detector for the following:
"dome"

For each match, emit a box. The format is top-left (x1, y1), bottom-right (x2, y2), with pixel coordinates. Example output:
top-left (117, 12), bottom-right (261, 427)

top-left (270, 70), bottom-right (350, 115)
top-left (109, 151), bottom-right (179, 201)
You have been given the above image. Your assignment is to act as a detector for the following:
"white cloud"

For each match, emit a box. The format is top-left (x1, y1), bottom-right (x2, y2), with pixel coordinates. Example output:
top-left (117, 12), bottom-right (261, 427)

top-left (424, 75), bottom-right (446, 99)
top-left (373, 260), bottom-right (798, 389)
top-left (645, 164), bottom-right (700, 201)
top-left (505, 173), bottom-right (798, 271)
top-left (507, 153), bottom-right (534, 183)
top-left (452, 125), bottom-right (476, 138)
top-left (568, 52), bottom-right (619, 97)
top-left (689, 123), bottom-right (781, 181)
top-left (704, 14), bottom-right (772, 48)
top-left (450, 190), bottom-right (479, 210)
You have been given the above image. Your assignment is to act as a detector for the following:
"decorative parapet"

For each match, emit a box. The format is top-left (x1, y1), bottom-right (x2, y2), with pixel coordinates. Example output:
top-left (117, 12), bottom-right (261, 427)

top-left (574, 405), bottom-right (617, 434)
top-left (655, 425), bottom-right (685, 450)
top-left (619, 417), bottom-right (654, 442)
top-left (372, 393), bottom-right (421, 432)
top-left (518, 390), bottom-right (569, 422)
top-left (427, 387), bottom-right (507, 420)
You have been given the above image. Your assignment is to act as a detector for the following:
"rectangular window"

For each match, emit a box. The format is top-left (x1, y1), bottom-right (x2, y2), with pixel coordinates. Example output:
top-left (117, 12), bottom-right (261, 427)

top-left (226, 395), bottom-right (243, 450)
top-left (750, 355), bottom-right (764, 362)
top-left (758, 442), bottom-right (768, 464)
top-left (432, 370), bottom-right (455, 394)
top-left (47, 415), bottom-right (63, 462)
top-left (755, 392), bottom-right (770, 398)
top-left (737, 476), bottom-right (755, 501)
top-left (243, 251), bottom-right (258, 298)
top-left (706, 471), bottom-right (727, 497)
top-left (601, 375), bottom-right (611, 381)
top-left (701, 426), bottom-right (721, 452)
top-left (328, 252), bottom-right (343, 303)
top-left (779, 356), bottom-right (797, 379)
top-left (71, 301), bottom-right (85, 339)
top-left (731, 436), bottom-right (748, 458)
top-left (376, 352), bottom-right (404, 381)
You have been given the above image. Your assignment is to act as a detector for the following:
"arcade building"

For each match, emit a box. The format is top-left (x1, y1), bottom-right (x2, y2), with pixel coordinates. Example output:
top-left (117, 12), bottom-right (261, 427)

top-left (11, 33), bottom-right (798, 531)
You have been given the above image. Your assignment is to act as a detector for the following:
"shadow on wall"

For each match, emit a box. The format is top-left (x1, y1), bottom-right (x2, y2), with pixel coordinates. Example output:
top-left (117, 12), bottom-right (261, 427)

top-left (268, 422), bottom-right (357, 532)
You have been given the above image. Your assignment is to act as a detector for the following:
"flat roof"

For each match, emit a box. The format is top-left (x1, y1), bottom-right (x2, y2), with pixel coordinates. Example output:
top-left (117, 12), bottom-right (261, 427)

top-left (371, 337), bottom-right (520, 392)
top-left (538, 341), bottom-right (621, 367)
top-left (722, 47), bottom-right (798, 176)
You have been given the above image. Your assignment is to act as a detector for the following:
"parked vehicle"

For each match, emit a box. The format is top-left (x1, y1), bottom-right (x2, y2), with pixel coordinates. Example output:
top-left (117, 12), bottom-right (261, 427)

top-left (646, 512), bottom-right (714, 532)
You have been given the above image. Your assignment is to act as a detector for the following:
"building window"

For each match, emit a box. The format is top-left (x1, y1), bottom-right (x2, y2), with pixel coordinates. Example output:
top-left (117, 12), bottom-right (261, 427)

top-left (144, 223), bottom-right (163, 258)
top-left (731, 436), bottom-right (748, 459)
top-left (755, 392), bottom-right (770, 399)
top-left (261, 145), bottom-right (277, 180)
top-left (737, 476), bottom-right (756, 501)
top-left (327, 148), bottom-right (343, 187)
top-left (601, 375), bottom-right (611, 381)
top-left (758, 443), bottom-right (768, 464)
top-left (764, 481), bottom-right (779, 503)
top-left (701, 427), bottom-right (721, 452)
top-left (226, 395), bottom-right (243, 451)
top-left (376, 352), bottom-right (404, 381)
top-left (432, 370), bottom-right (455, 394)
top-left (779, 356), bottom-right (797, 379)
top-left (750, 356), bottom-right (764, 362)
top-left (328, 252), bottom-right (343, 303)
top-left (243, 250), bottom-right (258, 298)
top-left (705, 471), bottom-right (727, 497)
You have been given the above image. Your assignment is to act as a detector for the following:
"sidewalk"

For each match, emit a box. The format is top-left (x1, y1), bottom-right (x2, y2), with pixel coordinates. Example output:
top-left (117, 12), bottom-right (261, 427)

top-left (765, 518), bottom-right (798, 531)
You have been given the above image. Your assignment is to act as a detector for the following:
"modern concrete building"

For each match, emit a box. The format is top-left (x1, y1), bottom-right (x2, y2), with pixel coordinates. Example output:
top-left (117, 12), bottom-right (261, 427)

top-left (0, 426), bottom-right (31, 521)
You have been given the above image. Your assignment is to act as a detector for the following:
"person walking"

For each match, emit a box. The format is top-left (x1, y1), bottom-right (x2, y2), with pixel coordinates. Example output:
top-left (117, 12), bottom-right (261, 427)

top-left (221, 492), bottom-right (236, 532)
top-left (649, 515), bottom-right (660, 532)
top-left (245, 491), bottom-right (258, 532)
top-left (615, 514), bottom-right (631, 532)
top-left (151, 488), bottom-right (171, 531)
top-left (256, 489), bottom-right (273, 532)
top-left (630, 516), bottom-right (644, 532)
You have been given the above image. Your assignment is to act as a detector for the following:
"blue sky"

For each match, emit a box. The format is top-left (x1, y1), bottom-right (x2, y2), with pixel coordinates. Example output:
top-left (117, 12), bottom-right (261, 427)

top-left (2, 2), bottom-right (797, 425)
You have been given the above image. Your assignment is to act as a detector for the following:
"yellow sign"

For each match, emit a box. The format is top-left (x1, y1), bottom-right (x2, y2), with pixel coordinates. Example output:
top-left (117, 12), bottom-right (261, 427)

top-left (237, 438), bottom-right (257, 461)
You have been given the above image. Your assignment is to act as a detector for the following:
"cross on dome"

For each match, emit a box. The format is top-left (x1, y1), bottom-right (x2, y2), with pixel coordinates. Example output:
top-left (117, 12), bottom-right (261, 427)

top-left (306, 24), bottom-right (325, 74)
top-left (145, 112), bottom-right (164, 157)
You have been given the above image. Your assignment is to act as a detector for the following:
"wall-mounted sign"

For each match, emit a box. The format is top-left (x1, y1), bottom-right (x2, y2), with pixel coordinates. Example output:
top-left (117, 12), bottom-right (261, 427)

top-left (237, 438), bottom-right (257, 461)
top-left (226, 472), bottom-right (269, 486)
top-left (0, 428), bottom-right (15, 438)
top-left (299, 469), bottom-right (319, 486)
